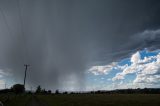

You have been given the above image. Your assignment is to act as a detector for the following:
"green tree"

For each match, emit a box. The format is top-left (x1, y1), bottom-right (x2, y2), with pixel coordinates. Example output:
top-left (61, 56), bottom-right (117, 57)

top-left (12, 84), bottom-right (25, 94)
top-left (36, 85), bottom-right (41, 93)
top-left (55, 89), bottom-right (59, 94)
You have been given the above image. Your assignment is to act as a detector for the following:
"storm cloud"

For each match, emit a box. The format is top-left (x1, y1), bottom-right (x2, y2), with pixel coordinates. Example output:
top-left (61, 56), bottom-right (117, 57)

top-left (0, 0), bottom-right (160, 91)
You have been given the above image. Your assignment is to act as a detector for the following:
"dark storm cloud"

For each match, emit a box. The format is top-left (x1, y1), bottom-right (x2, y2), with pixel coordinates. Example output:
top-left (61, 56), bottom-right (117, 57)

top-left (0, 0), bottom-right (160, 90)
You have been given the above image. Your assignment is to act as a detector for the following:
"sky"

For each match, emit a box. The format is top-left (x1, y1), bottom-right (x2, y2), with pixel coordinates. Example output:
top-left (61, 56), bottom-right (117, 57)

top-left (0, 0), bottom-right (160, 91)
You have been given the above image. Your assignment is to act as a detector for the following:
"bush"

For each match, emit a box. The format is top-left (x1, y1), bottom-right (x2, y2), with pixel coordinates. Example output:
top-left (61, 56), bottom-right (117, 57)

top-left (12, 84), bottom-right (25, 94)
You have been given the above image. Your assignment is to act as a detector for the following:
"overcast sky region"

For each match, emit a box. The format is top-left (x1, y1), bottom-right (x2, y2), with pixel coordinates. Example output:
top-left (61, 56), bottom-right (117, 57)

top-left (0, 0), bottom-right (160, 91)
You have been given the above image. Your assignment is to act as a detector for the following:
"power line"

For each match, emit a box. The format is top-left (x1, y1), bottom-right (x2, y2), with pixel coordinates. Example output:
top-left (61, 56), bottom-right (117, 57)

top-left (0, 1), bottom-right (31, 89)
top-left (0, 2), bottom-right (28, 64)
top-left (0, 7), bottom-right (14, 39)
top-left (17, 0), bottom-right (29, 64)
top-left (17, 1), bottom-right (31, 89)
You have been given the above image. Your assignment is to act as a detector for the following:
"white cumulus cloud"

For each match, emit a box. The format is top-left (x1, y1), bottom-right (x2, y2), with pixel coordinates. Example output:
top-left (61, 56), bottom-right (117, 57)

top-left (131, 51), bottom-right (141, 64)
top-left (88, 62), bottom-right (117, 75)
top-left (112, 50), bottom-right (160, 87)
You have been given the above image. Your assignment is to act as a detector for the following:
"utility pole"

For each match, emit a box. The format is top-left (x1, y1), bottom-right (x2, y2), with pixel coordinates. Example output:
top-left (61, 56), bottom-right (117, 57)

top-left (24, 64), bottom-right (30, 88)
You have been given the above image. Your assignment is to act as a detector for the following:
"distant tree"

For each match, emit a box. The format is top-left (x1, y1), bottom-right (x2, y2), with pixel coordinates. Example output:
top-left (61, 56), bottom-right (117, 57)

top-left (27, 91), bottom-right (32, 94)
top-left (48, 90), bottom-right (52, 94)
top-left (55, 89), bottom-right (59, 94)
top-left (42, 89), bottom-right (48, 94)
top-left (63, 91), bottom-right (68, 94)
top-left (12, 84), bottom-right (25, 94)
top-left (36, 85), bottom-right (42, 93)
top-left (42, 89), bottom-right (45, 93)
top-left (90, 91), bottom-right (95, 94)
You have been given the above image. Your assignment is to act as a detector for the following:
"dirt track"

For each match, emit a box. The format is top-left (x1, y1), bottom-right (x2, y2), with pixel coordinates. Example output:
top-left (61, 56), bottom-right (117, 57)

top-left (26, 96), bottom-right (48, 106)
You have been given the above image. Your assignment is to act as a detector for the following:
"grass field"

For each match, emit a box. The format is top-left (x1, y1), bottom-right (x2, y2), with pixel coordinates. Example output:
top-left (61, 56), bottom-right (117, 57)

top-left (1, 94), bottom-right (160, 106)
top-left (0, 94), bottom-right (31, 106)
top-left (38, 94), bottom-right (160, 106)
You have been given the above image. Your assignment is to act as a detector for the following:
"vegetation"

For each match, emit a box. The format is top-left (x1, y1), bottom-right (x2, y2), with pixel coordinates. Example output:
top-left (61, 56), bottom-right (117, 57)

top-left (0, 93), bottom-right (30, 106)
top-left (1, 93), bottom-right (160, 106)
top-left (55, 89), bottom-right (59, 94)
top-left (35, 85), bottom-right (42, 93)
top-left (38, 94), bottom-right (160, 106)
top-left (1, 86), bottom-right (160, 106)
top-left (35, 85), bottom-right (52, 94)
top-left (5, 94), bottom-right (31, 106)
top-left (11, 84), bottom-right (25, 94)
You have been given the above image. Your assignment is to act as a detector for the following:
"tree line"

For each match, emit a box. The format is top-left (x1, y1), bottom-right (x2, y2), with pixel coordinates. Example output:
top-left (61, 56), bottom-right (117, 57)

top-left (1, 83), bottom-right (160, 94)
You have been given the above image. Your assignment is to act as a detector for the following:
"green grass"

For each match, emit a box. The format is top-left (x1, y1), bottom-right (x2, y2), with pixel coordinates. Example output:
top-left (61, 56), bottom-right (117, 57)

top-left (0, 93), bottom-right (15, 103)
top-left (38, 94), bottom-right (160, 106)
top-left (0, 94), bottom-right (4, 100)
top-left (1, 94), bottom-right (160, 106)
top-left (4, 94), bottom-right (31, 106)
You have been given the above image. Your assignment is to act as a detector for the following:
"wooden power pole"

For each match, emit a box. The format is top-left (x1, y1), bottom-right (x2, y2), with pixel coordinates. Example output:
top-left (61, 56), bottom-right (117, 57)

top-left (24, 64), bottom-right (30, 88)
